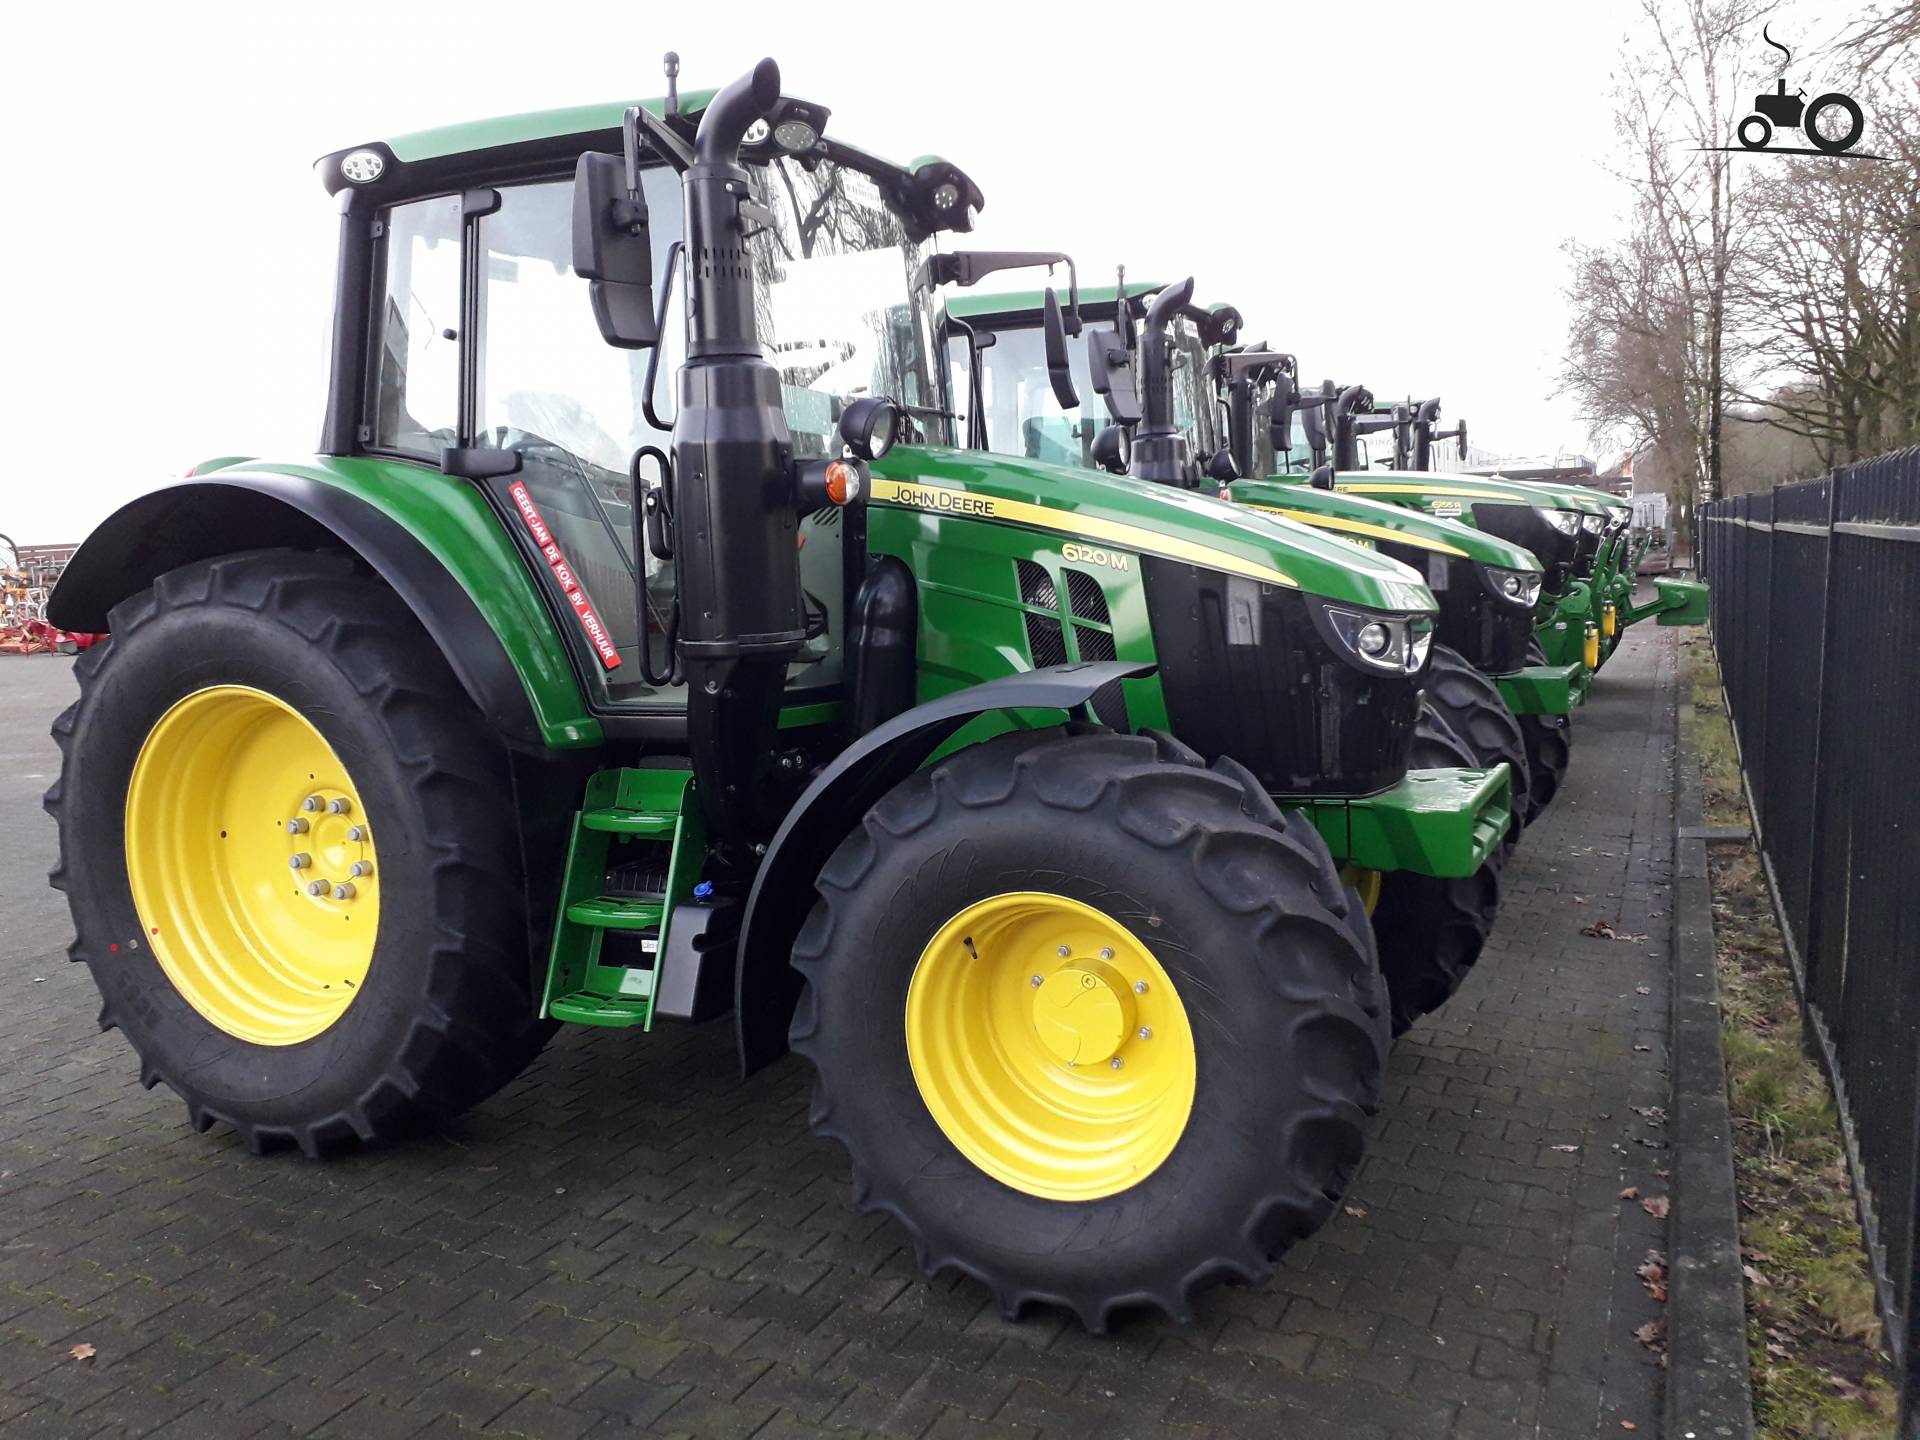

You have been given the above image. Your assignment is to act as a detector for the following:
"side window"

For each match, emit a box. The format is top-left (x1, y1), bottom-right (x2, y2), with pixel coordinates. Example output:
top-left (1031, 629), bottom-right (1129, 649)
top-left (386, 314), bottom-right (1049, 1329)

top-left (370, 196), bottom-right (462, 453)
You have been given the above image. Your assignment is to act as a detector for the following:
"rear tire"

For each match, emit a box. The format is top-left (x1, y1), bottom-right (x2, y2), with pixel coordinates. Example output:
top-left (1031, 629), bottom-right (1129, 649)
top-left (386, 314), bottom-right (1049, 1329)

top-left (790, 728), bottom-right (1387, 1330)
top-left (45, 549), bottom-right (555, 1156)
top-left (1372, 708), bottom-right (1503, 1036)
top-left (1423, 643), bottom-right (1534, 832)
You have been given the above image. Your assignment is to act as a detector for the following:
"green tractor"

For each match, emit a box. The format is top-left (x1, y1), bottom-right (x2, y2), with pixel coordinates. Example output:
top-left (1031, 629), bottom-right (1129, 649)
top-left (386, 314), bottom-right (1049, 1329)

top-left (43, 57), bottom-right (1509, 1328)
top-left (1304, 395), bottom-right (1707, 665)
top-left (934, 277), bottom-right (1578, 817)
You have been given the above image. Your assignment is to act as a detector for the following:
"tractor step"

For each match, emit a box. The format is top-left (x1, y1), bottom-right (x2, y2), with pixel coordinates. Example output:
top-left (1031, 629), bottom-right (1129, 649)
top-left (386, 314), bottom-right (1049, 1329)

top-left (563, 896), bottom-right (665, 929)
top-left (539, 767), bottom-right (705, 1032)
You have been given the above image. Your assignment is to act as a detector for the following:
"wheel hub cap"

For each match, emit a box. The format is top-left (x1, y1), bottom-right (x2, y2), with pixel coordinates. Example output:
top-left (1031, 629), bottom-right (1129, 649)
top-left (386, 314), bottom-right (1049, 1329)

top-left (904, 891), bottom-right (1196, 1201)
top-left (124, 685), bottom-right (380, 1046)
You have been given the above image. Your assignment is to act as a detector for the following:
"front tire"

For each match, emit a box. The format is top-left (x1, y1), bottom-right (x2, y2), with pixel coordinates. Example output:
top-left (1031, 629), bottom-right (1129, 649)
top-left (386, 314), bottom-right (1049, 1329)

top-left (1515, 636), bottom-right (1574, 814)
top-left (1371, 708), bottom-right (1503, 1036)
top-left (1423, 643), bottom-right (1534, 832)
top-left (789, 729), bottom-right (1387, 1330)
top-left (45, 549), bottom-right (554, 1156)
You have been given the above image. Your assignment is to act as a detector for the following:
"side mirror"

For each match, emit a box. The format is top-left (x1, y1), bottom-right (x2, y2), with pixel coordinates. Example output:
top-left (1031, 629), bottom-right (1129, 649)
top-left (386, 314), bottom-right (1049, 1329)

top-left (1310, 463), bottom-right (1335, 490)
top-left (1457, 419), bottom-right (1469, 461)
top-left (1207, 447), bottom-right (1239, 483)
top-left (572, 152), bottom-right (657, 349)
top-left (1086, 327), bottom-right (1142, 426)
top-left (1042, 288), bottom-right (1079, 411)
top-left (1092, 424), bottom-right (1132, 475)
top-left (1300, 401), bottom-right (1327, 454)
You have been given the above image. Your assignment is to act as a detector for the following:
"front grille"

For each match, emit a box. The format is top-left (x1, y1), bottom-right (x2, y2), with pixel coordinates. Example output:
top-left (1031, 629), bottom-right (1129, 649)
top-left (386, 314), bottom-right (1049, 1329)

top-left (1016, 559), bottom-right (1058, 609)
top-left (1142, 557), bottom-right (1420, 796)
top-left (1065, 569), bottom-right (1111, 623)
top-left (1024, 611), bottom-right (1069, 667)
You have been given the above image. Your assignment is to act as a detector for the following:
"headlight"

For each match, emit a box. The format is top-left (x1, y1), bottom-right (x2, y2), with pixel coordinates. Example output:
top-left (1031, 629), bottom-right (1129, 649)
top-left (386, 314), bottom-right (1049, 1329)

top-left (1580, 513), bottom-right (1604, 534)
top-left (1483, 565), bottom-right (1543, 608)
top-left (1538, 507), bottom-right (1580, 536)
top-left (1322, 606), bottom-right (1432, 674)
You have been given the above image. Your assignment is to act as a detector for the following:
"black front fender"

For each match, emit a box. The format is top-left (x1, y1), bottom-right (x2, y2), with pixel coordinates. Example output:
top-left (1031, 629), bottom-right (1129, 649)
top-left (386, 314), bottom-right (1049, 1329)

top-left (47, 478), bottom-right (544, 749)
top-left (734, 660), bottom-right (1154, 1075)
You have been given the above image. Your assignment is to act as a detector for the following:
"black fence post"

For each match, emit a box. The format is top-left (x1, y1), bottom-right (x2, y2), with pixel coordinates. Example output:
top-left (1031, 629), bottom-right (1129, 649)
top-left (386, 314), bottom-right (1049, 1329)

top-left (1800, 467), bottom-right (1843, 1060)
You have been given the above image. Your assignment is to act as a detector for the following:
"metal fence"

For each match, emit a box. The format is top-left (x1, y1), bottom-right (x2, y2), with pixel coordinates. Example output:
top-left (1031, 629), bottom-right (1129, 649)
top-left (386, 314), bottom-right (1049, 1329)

top-left (1699, 445), bottom-right (1920, 1423)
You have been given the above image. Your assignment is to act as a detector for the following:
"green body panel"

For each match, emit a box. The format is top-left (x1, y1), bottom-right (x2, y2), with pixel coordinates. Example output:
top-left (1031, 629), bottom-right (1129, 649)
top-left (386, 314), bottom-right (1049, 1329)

top-left (382, 91), bottom-right (720, 163)
top-left (1228, 478), bottom-right (1542, 573)
top-left (1536, 582), bottom-right (1596, 669)
top-left (541, 768), bottom-right (705, 1030)
top-left (1630, 575), bottom-right (1710, 627)
top-left (1301, 765), bottom-right (1512, 879)
top-left (1495, 663), bottom-right (1587, 716)
top-left (212, 457), bottom-right (598, 748)
top-left (870, 446), bottom-right (1437, 614)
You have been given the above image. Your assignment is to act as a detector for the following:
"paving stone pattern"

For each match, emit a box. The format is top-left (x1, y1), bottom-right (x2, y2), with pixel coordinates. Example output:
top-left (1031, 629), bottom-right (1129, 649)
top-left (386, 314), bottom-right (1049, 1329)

top-left (0, 628), bottom-right (1680, 1438)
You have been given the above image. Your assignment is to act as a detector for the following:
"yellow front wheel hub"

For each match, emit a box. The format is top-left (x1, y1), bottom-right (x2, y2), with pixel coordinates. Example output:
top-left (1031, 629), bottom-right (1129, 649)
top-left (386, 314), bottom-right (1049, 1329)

top-left (904, 892), bottom-right (1196, 1202)
top-left (124, 685), bottom-right (380, 1046)
top-left (1341, 865), bottom-right (1384, 916)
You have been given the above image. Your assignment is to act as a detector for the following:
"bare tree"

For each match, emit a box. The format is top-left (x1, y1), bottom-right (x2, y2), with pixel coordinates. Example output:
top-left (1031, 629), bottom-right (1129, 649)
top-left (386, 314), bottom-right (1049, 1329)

top-left (1728, 79), bottom-right (1920, 462)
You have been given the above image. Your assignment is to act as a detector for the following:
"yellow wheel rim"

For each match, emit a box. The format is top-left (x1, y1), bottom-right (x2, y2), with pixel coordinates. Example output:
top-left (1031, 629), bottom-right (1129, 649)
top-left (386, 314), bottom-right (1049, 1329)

top-left (124, 685), bottom-right (380, 1046)
top-left (1341, 865), bottom-right (1383, 916)
top-left (904, 892), bottom-right (1196, 1202)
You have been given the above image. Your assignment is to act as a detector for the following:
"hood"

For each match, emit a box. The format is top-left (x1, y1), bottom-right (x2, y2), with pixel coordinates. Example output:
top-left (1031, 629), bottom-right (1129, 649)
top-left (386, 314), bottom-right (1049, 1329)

top-left (1229, 478), bottom-right (1542, 573)
top-left (870, 446), bottom-right (1436, 614)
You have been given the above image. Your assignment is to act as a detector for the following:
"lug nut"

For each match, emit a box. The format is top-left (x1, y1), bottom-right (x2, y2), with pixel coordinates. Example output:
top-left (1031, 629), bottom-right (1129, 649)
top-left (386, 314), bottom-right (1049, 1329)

top-left (346, 825), bottom-right (368, 842)
top-left (1110, 1057), bottom-right (1124, 1070)
top-left (285, 818), bottom-right (309, 834)
top-left (1138, 1026), bottom-right (1152, 1040)
top-left (1056, 944), bottom-right (1070, 957)
top-left (333, 883), bottom-right (356, 900)
top-left (306, 880), bottom-right (328, 896)
top-left (1029, 975), bottom-right (1043, 988)
top-left (302, 795), bottom-right (323, 812)
top-left (327, 797), bottom-right (352, 815)
top-left (1099, 947), bottom-right (1114, 961)
top-left (349, 861), bottom-right (373, 878)
top-left (289, 853), bottom-right (311, 870)
top-left (1133, 980), bottom-right (1148, 995)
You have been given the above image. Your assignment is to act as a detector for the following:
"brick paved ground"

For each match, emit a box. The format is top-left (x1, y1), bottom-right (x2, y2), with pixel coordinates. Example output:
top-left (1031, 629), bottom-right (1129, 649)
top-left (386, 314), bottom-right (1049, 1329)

top-left (1, 628), bottom-right (1679, 1439)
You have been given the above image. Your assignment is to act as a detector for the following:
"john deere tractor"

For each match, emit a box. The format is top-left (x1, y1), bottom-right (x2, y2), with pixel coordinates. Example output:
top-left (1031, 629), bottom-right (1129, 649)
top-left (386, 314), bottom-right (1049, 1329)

top-left (933, 277), bottom-right (1579, 818)
top-left (932, 271), bottom-right (1527, 1030)
top-left (44, 56), bottom-right (1508, 1328)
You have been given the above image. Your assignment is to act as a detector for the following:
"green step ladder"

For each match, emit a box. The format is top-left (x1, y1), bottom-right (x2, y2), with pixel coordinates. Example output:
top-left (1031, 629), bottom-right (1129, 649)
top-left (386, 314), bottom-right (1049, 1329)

top-left (540, 766), bottom-right (704, 1030)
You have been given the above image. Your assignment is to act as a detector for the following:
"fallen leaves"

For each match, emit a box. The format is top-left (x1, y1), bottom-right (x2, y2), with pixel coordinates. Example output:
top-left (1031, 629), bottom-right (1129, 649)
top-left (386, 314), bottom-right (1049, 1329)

top-left (69, 1342), bottom-right (95, 1362)
top-left (1642, 1195), bottom-right (1671, 1218)
top-left (1582, 920), bottom-right (1650, 942)
top-left (1619, 1186), bottom-right (1641, 1200)
top-left (1636, 1256), bottom-right (1669, 1302)
top-left (1634, 1319), bottom-right (1667, 1350)
top-left (1343, 1204), bottom-right (1368, 1219)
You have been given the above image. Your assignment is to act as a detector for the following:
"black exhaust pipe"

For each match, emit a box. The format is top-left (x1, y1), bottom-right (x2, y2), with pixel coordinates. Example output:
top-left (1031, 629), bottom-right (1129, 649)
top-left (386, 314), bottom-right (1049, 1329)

top-left (1130, 278), bottom-right (1197, 486)
top-left (673, 59), bottom-right (807, 845)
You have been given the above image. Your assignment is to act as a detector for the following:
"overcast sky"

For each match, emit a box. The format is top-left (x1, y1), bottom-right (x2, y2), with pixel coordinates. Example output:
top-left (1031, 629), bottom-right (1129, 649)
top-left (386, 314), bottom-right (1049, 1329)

top-left (0, 0), bottom-right (1830, 544)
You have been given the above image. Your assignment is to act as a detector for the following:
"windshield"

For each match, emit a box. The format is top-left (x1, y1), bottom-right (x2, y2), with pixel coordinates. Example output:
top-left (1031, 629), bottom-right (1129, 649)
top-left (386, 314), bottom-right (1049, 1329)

top-left (947, 309), bottom-right (1219, 471)
top-left (750, 158), bottom-right (943, 454)
top-left (946, 320), bottom-right (1102, 468)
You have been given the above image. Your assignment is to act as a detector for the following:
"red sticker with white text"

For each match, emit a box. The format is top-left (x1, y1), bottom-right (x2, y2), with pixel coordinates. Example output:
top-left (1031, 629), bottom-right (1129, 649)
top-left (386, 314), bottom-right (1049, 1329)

top-left (509, 481), bottom-right (622, 669)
